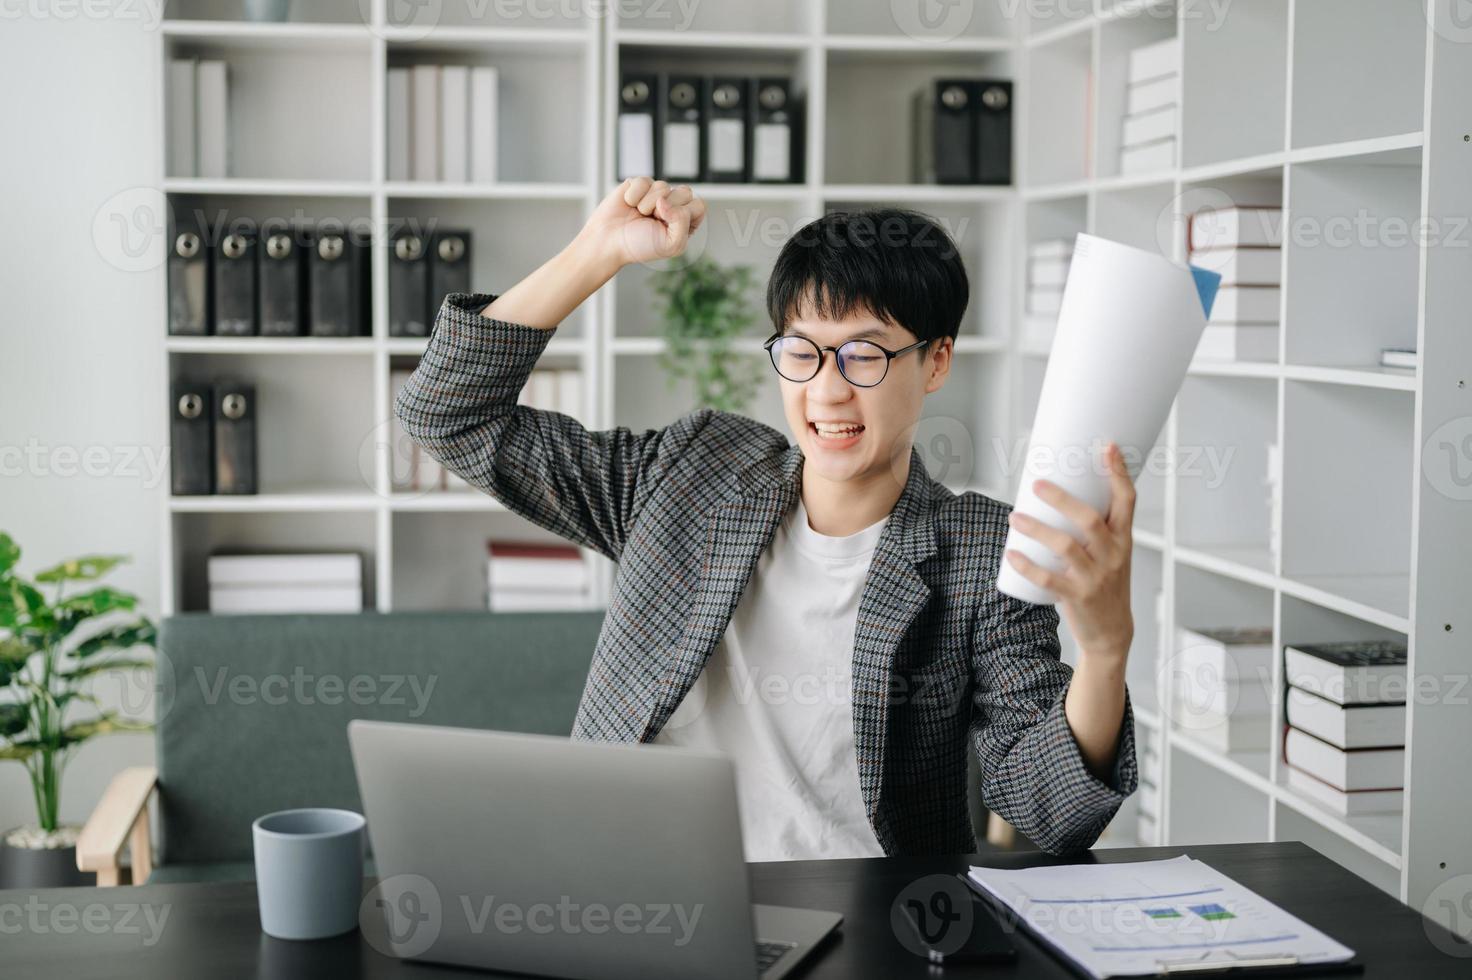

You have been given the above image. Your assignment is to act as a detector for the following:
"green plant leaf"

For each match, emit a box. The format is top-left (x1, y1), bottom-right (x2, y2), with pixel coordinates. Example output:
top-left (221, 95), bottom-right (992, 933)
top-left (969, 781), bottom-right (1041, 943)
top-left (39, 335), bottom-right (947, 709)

top-left (58, 586), bottom-right (138, 616)
top-left (0, 533), bottom-right (18, 576)
top-left (69, 620), bottom-right (156, 659)
top-left (0, 702), bottom-right (27, 737)
top-left (0, 742), bottom-right (37, 762)
top-left (35, 555), bottom-right (127, 584)
top-left (60, 658), bottom-right (153, 682)
top-left (61, 714), bottom-right (151, 745)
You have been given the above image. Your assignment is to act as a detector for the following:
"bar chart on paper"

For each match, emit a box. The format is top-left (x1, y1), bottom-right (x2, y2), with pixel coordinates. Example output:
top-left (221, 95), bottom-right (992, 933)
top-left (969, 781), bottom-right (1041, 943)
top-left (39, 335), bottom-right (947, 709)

top-left (967, 856), bottom-right (1355, 977)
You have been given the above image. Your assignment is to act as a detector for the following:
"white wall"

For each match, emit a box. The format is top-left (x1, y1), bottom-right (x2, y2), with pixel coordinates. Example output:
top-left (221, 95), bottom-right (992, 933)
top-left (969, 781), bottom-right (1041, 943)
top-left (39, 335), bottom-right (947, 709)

top-left (0, 11), bottom-right (164, 832)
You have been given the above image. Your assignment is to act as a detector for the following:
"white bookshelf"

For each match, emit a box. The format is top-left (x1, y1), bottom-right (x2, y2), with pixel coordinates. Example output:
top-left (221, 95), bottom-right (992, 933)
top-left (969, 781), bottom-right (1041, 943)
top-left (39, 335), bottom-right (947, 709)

top-left (155, 0), bottom-right (1470, 932)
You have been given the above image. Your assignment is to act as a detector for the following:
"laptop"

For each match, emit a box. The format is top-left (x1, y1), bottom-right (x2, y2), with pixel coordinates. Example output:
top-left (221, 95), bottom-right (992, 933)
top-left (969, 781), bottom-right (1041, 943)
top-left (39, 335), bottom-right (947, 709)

top-left (348, 720), bottom-right (843, 979)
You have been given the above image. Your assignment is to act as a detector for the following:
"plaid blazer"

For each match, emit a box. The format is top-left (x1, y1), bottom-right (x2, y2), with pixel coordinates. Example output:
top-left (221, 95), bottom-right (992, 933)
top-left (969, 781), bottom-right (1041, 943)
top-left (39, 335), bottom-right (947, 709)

top-left (396, 293), bottom-right (1138, 857)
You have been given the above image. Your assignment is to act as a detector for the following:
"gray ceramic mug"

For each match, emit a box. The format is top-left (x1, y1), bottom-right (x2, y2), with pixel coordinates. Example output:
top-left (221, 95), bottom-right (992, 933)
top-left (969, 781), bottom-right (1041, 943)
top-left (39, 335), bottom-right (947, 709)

top-left (252, 808), bottom-right (366, 940)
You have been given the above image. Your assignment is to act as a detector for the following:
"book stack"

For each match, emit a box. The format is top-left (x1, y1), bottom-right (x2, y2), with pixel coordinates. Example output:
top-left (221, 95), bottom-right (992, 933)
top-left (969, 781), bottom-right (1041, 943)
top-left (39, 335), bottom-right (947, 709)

top-left (1119, 38), bottom-right (1178, 175)
top-left (1379, 346), bottom-right (1418, 371)
top-left (516, 367), bottom-right (586, 424)
top-left (207, 553), bottom-right (363, 614)
top-left (1172, 626), bottom-right (1275, 753)
top-left (168, 59), bottom-right (229, 178)
top-left (388, 64), bottom-right (499, 183)
top-left (1188, 206), bottom-right (1284, 362)
top-left (1283, 640), bottom-right (1408, 816)
top-left (1136, 733), bottom-right (1162, 845)
top-left (487, 542), bottom-right (590, 611)
top-left (1023, 238), bottom-right (1072, 349)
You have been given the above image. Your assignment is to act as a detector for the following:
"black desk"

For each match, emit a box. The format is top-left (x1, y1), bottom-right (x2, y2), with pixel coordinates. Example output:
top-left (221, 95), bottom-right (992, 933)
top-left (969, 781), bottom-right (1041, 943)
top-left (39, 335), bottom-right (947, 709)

top-left (6, 842), bottom-right (1465, 978)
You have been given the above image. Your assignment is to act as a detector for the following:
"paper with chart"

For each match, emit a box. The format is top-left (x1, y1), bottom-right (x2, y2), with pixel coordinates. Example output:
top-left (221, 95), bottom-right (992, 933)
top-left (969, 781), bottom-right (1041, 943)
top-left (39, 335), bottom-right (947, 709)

top-left (968, 856), bottom-right (1354, 978)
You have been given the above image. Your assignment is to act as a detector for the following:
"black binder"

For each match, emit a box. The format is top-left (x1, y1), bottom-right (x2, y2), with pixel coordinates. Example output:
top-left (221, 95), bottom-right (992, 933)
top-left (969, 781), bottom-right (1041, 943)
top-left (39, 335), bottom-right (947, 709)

top-left (308, 231), bottom-right (365, 337)
top-left (931, 79), bottom-right (976, 184)
top-left (168, 222), bottom-right (210, 336)
top-left (704, 77), bottom-right (747, 182)
top-left (973, 79), bottom-right (1012, 185)
top-left (429, 230), bottom-right (471, 318)
top-left (388, 229), bottom-right (430, 338)
top-left (213, 380), bottom-right (257, 495)
top-left (258, 229), bottom-right (305, 337)
top-left (659, 74), bottom-right (704, 182)
top-left (213, 230), bottom-right (258, 337)
top-left (170, 382), bottom-right (213, 496)
top-left (616, 72), bottom-right (658, 180)
top-left (749, 77), bottom-right (796, 183)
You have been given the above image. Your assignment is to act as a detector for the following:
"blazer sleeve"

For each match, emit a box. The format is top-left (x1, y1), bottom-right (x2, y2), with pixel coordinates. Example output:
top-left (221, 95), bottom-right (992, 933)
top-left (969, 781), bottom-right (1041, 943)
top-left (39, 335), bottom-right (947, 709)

top-left (969, 582), bottom-right (1139, 856)
top-left (393, 292), bottom-right (712, 561)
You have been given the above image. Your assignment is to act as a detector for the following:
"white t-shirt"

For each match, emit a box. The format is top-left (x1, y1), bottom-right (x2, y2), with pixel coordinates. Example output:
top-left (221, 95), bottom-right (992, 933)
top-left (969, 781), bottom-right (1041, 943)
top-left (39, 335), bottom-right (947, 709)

top-left (654, 498), bottom-right (888, 862)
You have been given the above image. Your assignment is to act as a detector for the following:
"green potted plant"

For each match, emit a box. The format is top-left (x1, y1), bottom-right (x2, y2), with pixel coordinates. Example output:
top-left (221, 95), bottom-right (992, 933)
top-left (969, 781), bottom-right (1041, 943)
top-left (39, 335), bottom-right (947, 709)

top-left (650, 253), bottom-right (765, 414)
top-left (0, 532), bottom-right (155, 887)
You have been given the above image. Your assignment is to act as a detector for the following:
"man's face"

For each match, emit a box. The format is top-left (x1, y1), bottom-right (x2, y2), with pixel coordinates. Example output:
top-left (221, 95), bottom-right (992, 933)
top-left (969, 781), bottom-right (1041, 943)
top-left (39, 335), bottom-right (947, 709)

top-left (776, 309), bottom-right (953, 488)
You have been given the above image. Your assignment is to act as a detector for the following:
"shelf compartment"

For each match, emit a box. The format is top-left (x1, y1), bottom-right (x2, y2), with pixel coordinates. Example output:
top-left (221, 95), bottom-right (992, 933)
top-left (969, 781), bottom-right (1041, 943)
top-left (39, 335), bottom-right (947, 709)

top-left (1282, 153), bottom-right (1422, 370)
top-left (1093, 179), bottom-right (1179, 256)
top-left (171, 511), bottom-right (377, 614)
top-left (823, 195), bottom-right (1014, 340)
top-left (1022, 28), bottom-right (1090, 186)
top-left (823, 47), bottom-right (1014, 186)
top-left (611, 349), bottom-right (787, 435)
top-left (1289, 0), bottom-right (1426, 151)
top-left (1273, 801), bottom-right (1401, 892)
top-left (386, 196), bottom-right (592, 337)
top-left (1179, 0), bottom-right (1288, 169)
top-left (1128, 546), bottom-right (1167, 719)
top-left (164, 35), bottom-right (372, 182)
top-left (1280, 382), bottom-right (1413, 625)
top-left (914, 350), bottom-right (1011, 494)
top-left (387, 43), bottom-right (589, 185)
top-left (1167, 738), bottom-right (1272, 844)
top-left (1093, 8), bottom-right (1177, 181)
top-left (1175, 376), bottom-right (1277, 561)
top-left (825, 0), bottom-right (1015, 43)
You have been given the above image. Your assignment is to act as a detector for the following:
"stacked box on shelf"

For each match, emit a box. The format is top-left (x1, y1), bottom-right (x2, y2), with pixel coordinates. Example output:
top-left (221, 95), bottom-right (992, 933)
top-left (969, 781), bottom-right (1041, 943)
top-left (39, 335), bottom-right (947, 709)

top-left (1023, 238), bottom-right (1072, 350)
top-left (1120, 38), bottom-right (1178, 175)
top-left (1171, 626), bottom-right (1275, 753)
top-left (1137, 733), bottom-right (1163, 845)
top-left (486, 542), bottom-right (590, 611)
top-left (388, 64), bottom-right (499, 183)
top-left (1283, 641), bottom-right (1408, 816)
top-left (1188, 206), bottom-right (1284, 362)
top-left (207, 553), bottom-right (363, 613)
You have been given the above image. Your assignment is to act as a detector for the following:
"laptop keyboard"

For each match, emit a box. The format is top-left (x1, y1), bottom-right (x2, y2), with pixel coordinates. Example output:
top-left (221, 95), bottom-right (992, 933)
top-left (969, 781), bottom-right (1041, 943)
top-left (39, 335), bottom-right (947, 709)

top-left (755, 939), bottom-right (797, 974)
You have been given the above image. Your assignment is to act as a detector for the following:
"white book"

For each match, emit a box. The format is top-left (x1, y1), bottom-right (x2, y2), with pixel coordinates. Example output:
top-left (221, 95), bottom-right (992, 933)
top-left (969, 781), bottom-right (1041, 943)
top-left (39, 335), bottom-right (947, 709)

top-left (196, 60), bottom-right (229, 179)
top-left (1284, 641), bottom-right (1408, 706)
top-left (1121, 104), bottom-right (1176, 147)
top-left (210, 585), bottom-right (363, 614)
top-left (1125, 73), bottom-right (1177, 115)
top-left (1190, 206), bottom-right (1284, 249)
top-left (1209, 285), bottom-right (1280, 325)
top-left (556, 369), bottom-right (584, 423)
top-left (1286, 686), bottom-right (1406, 750)
top-left (489, 590), bottom-right (591, 612)
top-left (1379, 347), bottom-right (1417, 369)
top-left (1285, 766), bottom-right (1403, 816)
top-left (488, 560), bottom-right (590, 592)
top-left (387, 67), bottom-right (412, 182)
top-left (411, 64), bottom-right (440, 182)
top-left (1285, 727), bottom-right (1404, 791)
top-left (469, 66), bottom-right (499, 183)
top-left (1120, 137), bottom-right (1175, 175)
top-left (168, 58), bottom-right (198, 177)
top-left (208, 553), bottom-right (362, 587)
top-left (1128, 36), bottom-right (1179, 85)
top-left (1194, 324), bottom-right (1279, 361)
top-left (1027, 239), bottom-right (1072, 262)
top-left (1175, 626), bottom-right (1274, 684)
top-left (440, 65), bottom-right (469, 183)
top-left (1027, 256), bottom-right (1070, 288)
top-left (1193, 246), bottom-right (1281, 286)
top-left (1025, 287), bottom-right (1063, 316)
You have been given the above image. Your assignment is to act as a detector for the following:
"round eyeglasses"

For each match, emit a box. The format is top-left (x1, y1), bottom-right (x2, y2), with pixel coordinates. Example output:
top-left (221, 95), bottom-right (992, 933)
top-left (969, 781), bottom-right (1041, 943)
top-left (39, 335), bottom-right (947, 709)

top-left (763, 333), bottom-right (931, 388)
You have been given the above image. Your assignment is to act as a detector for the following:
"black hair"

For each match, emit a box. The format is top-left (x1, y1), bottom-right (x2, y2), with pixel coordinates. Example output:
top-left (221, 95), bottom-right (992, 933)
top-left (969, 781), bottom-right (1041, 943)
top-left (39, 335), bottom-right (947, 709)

top-left (765, 208), bottom-right (969, 345)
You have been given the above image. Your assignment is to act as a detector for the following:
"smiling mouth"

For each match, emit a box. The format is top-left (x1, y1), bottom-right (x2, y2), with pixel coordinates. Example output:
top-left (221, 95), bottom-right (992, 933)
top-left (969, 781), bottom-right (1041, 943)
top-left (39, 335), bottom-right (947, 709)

top-left (810, 422), bottom-right (865, 442)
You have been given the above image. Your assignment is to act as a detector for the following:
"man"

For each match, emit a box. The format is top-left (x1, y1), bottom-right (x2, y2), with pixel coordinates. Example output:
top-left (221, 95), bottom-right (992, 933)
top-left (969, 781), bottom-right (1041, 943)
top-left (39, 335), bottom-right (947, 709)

top-left (395, 177), bottom-right (1138, 860)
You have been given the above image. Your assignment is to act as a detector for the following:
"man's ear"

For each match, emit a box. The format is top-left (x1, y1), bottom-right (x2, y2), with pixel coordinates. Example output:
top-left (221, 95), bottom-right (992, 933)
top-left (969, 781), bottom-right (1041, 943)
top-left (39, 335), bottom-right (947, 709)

top-left (923, 337), bottom-right (953, 394)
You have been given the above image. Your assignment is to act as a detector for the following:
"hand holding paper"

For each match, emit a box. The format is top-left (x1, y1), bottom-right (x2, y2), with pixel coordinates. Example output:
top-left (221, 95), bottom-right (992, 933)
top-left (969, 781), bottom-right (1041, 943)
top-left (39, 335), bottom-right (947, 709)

top-left (997, 234), bottom-right (1221, 606)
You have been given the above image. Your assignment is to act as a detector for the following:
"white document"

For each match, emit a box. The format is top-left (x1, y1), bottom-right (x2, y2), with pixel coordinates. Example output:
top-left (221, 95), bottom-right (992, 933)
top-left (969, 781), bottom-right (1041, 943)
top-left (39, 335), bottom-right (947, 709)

top-left (708, 118), bottom-right (744, 174)
top-left (167, 59), bottom-right (197, 177)
top-left (440, 65), bottom-right (469, 183)
top-left (196, 61), bottom-right (229, 179)
top-left (968, 856), bottom-right (1355, 978)
top-left (470, 66), bottom-right (499, 183)
top-left (387, 68), bottom-right (412, 182)
top-left (618, 113), bottom-right (655, 178)
top-left (997, 234), bottom-right (1219, 605)
top-left (412, 64), bottom-right (440, 181)
top-left (753, 122), bottom-right (791, 180)
top-left (663, 121), bottom-right (700, 179)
